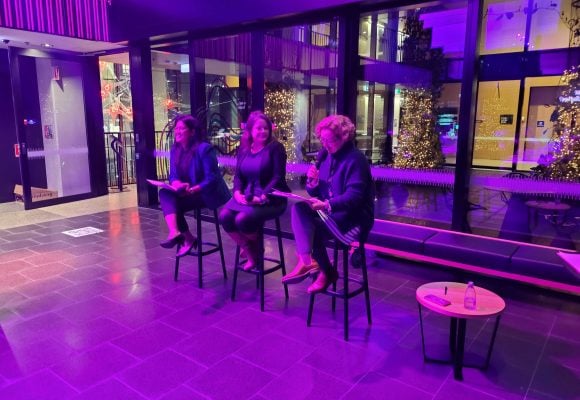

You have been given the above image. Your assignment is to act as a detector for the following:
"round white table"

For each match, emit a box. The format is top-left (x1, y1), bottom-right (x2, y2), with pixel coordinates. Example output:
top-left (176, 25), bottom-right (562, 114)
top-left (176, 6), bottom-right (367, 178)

top-left (416, 282), bottom-right (506, 380)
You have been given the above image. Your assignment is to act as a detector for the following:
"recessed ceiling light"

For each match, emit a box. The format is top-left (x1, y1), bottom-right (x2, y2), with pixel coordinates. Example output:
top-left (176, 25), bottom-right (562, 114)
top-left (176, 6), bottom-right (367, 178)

top-left (41, 43), bottom-right (53, 48)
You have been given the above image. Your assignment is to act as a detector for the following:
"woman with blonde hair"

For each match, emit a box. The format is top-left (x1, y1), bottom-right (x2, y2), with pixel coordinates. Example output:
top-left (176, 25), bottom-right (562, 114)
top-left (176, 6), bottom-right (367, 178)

top-left (282, 114), bottom-right (375, 293)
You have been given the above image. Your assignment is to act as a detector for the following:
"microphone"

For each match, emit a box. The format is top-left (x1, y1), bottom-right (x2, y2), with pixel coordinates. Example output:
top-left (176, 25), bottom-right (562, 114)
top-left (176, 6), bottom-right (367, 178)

top-left (245, 182), bottom-right (254, 202)
top-left (307, 149), bottom-right (327, 187)
top-left (315, 148), bottom-right (328, 169)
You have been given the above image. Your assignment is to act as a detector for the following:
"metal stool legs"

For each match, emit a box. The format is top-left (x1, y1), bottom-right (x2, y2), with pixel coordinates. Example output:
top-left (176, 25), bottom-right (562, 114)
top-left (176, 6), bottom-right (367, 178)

top-left (173, 208), bottom-right (227, 288)
top-left (307, 242), bottom-right (371, 341)
top-left (231, 217), bottom-right (287, 311)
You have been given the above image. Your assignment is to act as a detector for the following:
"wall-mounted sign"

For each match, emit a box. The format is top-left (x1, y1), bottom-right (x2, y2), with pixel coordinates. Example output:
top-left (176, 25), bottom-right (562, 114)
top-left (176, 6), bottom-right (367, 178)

top-left (44, 125), bottom-right (53, 139)
top-left (499, 114), bottom-right (513, 125)
top-left (537, 121), bottom-right (545, 127)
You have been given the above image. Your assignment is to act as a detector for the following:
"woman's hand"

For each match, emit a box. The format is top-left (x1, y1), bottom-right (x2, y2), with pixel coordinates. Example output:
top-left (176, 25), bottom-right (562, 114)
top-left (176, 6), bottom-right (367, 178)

top-left (171, 180), bottom-right (190, 193)
top-left (306, 165), bottom-right (319, 188)
top-left (187, 185), bottom-right (201, 194)
top-left (308, 198), bottom-right (329, 212)
top-left (234, 191), bottom-right (248, 205)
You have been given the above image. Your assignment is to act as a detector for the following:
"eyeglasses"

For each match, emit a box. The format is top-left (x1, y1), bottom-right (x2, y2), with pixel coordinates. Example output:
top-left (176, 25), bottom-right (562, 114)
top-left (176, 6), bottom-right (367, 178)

top-left (319, 135), bottom-right (341, 145)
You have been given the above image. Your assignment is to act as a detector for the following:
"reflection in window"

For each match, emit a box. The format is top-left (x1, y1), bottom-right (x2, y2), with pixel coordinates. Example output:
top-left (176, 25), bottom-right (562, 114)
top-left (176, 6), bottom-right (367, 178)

top-left (480, 0), bottom-right (527, 55)
top-left (473, 80), bottom-right (520, 168)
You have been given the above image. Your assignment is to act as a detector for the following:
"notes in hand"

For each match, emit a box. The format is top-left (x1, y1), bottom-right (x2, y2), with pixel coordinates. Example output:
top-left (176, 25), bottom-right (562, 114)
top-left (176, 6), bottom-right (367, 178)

top-left (270, 190), bottom-right (311, 201)
top-left (146, 179), bottom-right (176, 191)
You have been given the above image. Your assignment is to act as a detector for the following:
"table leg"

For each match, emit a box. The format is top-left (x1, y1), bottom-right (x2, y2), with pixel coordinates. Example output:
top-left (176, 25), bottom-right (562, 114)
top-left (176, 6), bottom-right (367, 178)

top-left (454, 318), bottom-right (467, 380)
top-left (450, 318), bottom-right (458, 356)
top-left (484, 315), bottom-right (501, 370)
top-left (418, 304), bottom-right (427, 362)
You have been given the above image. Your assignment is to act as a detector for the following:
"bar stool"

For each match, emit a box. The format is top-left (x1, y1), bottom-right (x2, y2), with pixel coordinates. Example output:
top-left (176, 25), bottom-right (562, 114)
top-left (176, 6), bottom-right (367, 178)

top-left (307, 240), bottom-right (371, 341)
top-left (174, 208), bottom-right (227, 288)
top-left (231, 217), bottom-right (288, 311)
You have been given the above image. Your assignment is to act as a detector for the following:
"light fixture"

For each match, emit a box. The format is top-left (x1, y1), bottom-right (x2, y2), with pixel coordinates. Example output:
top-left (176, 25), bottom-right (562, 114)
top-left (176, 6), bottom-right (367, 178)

top-left (41, 43), bottom-right (53, 48)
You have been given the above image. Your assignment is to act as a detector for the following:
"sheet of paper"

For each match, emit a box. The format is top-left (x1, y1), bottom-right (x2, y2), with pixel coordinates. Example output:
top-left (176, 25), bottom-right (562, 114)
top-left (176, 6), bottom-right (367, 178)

top-left (270, 190), bottom-right (310, 201)
top-left (146, 179), bottom-right (175, 191)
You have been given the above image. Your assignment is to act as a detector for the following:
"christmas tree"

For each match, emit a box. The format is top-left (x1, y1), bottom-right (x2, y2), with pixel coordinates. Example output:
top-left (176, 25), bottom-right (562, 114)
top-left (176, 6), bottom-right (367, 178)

top-left (534, 66), bottom-right (580, 182)
top-left (265, 83), bottom-right (298, 161)
top-left (394, 88), bottom-right (445, 168)
top-left (393, 12), bottom-right (445, 169)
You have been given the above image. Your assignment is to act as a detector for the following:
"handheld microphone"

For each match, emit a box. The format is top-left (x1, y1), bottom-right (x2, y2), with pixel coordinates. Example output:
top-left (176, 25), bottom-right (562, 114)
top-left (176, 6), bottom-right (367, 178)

top-left (307, 149), bottom-right (327, 187)
top-left (315, 148), bottom-right (328, 169)
top-left (245, 182), bottom-right (254, 202)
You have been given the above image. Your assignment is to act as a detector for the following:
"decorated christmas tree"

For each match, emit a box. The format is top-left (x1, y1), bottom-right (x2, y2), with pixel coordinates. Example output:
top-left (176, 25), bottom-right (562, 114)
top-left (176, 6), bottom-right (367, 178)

top-left (394, 88), bottom-right (445, 168)
top-left (394, 12), bottom-right (445, 169)
top-left (534, 66), bottom-right (580, 182)
top-left (265, 83), bottom-right (298, 161)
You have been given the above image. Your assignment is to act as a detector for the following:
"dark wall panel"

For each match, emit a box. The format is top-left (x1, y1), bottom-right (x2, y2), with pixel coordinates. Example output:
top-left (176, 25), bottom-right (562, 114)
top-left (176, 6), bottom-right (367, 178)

top-left (0, 49), bottom-right (21, 203)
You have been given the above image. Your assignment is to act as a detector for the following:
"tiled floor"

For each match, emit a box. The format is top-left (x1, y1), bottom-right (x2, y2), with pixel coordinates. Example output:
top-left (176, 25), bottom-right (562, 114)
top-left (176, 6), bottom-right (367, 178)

top-left (0, 206), bottom-right (579, 399)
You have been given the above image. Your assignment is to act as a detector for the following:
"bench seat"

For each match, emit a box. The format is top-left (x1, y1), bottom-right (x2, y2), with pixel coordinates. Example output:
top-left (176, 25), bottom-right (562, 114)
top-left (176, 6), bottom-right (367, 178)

top-left (423, 232), bottom-right (519, 271)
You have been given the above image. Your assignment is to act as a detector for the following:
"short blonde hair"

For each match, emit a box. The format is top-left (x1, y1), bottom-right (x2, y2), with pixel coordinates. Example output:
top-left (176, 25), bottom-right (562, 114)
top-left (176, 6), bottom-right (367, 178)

top-left (314, 115), bottom-right (356, 142)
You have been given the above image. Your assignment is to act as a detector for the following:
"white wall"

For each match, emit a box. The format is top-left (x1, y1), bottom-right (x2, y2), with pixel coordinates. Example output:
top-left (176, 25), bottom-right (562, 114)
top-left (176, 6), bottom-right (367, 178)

top-left (36, 58), bottom-right (91, 197)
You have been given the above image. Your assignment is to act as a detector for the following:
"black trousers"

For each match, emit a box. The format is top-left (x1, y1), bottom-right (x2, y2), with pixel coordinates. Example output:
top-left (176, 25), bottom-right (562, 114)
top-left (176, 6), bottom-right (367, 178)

top-left (159, 188), bottom-right (205, 233)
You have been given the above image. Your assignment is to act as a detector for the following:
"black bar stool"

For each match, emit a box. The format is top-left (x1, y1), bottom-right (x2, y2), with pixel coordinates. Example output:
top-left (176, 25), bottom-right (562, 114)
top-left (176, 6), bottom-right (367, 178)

top-left (231, 217), bottom-right (288, 312)
top-left (307, 241), bottom-right (371, 340)
top-left (174, 208), bottom-right (227, 288)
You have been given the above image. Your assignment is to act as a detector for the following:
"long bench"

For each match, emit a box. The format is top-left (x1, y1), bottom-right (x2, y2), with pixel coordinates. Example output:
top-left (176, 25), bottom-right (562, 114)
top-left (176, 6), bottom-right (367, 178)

top-left (366, 219), bottom-right (580, 295)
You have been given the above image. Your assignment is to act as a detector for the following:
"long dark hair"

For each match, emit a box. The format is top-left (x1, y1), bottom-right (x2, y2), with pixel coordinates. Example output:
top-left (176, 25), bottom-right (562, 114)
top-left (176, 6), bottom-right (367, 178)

top-left (172, 115), bottom-right (204, 176)
top-left (240, 111), bottom-right (275, 151)
top-left (173, 114), bottom-right (204, 148)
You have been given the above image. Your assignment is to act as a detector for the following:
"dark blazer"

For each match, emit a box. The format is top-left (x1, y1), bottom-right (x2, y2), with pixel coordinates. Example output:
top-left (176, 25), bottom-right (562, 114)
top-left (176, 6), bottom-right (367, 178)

top-left (233, 140), bottom-right (291, 197)
top-left (307, 141), bottom-right (375, 236)
top-left (169, 142), bottom-right (231, 209)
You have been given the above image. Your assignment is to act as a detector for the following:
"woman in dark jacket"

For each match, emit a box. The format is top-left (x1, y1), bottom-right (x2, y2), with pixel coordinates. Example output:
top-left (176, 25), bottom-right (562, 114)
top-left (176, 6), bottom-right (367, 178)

top-left (282, 115), bottom-right (375, 294)
top-left (159, 115), bottom-right (231, 257)
top-left (219, 111), bottom-right (290, 270)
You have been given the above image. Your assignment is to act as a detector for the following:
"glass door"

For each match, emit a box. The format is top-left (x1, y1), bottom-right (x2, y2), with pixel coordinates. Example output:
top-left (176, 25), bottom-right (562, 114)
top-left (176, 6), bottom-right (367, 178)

top-left (12, 50), bottom-right (92, 209)
top-left (516, 76), bottom-right (565, 172)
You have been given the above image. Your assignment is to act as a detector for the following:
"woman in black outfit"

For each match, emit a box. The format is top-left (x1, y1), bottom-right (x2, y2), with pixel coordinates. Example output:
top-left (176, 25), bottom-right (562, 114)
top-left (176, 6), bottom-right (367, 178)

top-left (219, 111), bottom-right (290, 270)
top-left (282, 115), bottom-right (375, 293)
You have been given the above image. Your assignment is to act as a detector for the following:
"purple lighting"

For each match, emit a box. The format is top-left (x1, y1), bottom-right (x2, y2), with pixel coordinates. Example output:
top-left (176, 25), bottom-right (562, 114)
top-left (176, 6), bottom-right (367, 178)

top-left (0, 0), bottom-right (109, 41)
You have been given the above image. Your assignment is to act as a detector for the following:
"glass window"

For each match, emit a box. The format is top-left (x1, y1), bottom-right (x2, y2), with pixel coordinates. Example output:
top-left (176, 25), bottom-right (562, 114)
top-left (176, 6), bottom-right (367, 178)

top-left (473, 80), bottom-right (520, 168)
top-left (480, 0), bottom-right (527, 55)
top-left (437, 83), bottom-right (462, 165)
top-left (529, 0), bottom-right (580, 51)
top-left (359, 16), bottom-right (372, 57)
top-left (516, 76), bottom-right (565, 171)
top-left (99, 53), bottom-right (135, 188)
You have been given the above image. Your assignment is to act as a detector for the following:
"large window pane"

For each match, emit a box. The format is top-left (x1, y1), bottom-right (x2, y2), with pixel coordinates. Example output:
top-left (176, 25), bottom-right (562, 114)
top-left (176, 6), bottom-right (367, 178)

top-left (480, 0), bottom-right (527, 55)
top-left (473, 80), bottom-right (520, 168)
top-left (530, 0), bottom-right (580, 51)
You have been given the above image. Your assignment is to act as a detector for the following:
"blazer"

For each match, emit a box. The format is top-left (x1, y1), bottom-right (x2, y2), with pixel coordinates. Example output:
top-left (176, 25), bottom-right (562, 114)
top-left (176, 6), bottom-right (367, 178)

top-left (306, 141), bottom-right (375, 236)
top-left (233, 140), bottom-right (291, 197)
top-left (169, 142), bottom-right (231, 209)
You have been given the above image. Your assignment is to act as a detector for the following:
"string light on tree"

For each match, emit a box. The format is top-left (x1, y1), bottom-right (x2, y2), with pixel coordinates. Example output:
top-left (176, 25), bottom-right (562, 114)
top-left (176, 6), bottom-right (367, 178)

top-left (394, 88), bottom-right (445, 169)
top-left (534, 66), bottom-right (580, 182)
top-left (265, 84), bottom-right (298, 161)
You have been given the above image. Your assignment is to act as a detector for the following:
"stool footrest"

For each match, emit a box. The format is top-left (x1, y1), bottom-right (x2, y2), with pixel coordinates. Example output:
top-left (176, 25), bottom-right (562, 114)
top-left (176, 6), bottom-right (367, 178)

top-left (325, 286), bottom-right (365, 299)
top-left (186, 241), bottom-right (220, 257)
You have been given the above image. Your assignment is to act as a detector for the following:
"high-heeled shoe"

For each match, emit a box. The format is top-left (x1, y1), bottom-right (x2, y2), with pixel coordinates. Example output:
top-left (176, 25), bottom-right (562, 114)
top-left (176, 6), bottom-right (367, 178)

top-left (281, 261), bottom-right (320, 284)
top-left (176, 237), bottom-right (198, 257)
top-left (160, 233), bottom-right (184, 249)
top-left (307, 269), bottom-right (338, 294)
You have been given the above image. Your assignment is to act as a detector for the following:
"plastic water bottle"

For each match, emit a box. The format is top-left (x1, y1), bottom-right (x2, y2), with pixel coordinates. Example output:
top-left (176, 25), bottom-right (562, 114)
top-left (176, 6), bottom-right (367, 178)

top-left (464, 281), bottom-right (477, 310)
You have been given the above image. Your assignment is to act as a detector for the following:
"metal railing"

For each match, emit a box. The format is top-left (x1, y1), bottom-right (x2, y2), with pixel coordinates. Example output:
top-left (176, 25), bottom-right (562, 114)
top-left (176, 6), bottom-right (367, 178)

top-left (104, 131), bottom-right (241, 189)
